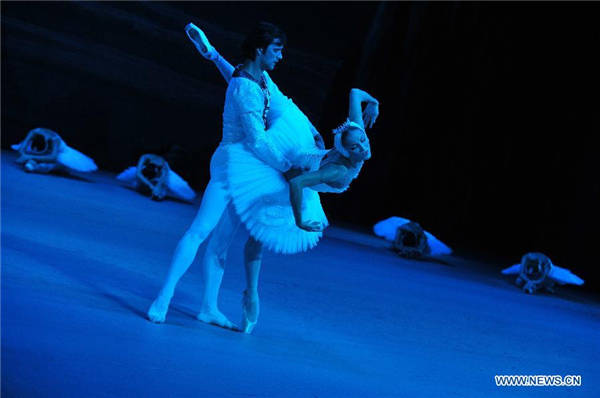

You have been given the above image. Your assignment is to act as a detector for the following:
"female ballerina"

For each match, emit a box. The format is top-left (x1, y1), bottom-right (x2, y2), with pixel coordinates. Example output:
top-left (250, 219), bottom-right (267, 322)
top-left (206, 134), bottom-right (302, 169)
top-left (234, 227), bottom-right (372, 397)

top-left (225, 89), bottom-right (378, 255)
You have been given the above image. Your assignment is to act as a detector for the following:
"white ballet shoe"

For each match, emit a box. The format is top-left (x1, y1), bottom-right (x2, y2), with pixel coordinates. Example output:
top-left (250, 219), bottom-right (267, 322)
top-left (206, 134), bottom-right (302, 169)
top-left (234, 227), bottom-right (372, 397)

top-left (240, 289), bottom-right (259, 334)
top-left (185, 23), bottom-right (217, 60)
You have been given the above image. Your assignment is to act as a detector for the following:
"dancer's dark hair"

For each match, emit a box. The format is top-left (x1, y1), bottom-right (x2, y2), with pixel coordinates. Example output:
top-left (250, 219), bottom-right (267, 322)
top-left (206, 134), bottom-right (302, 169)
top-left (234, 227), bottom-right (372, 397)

top-left (241, 21), bottom-right (287, 60)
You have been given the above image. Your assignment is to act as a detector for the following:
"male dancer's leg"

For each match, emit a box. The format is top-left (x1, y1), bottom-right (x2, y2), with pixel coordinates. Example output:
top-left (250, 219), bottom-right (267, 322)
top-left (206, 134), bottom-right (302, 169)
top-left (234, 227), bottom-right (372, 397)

top-left (147, 178), bottom-right (229, 323)
top-left (241, 237), bottom-right (263, 333)
top-left (197, 203), bottom-right (241, 329)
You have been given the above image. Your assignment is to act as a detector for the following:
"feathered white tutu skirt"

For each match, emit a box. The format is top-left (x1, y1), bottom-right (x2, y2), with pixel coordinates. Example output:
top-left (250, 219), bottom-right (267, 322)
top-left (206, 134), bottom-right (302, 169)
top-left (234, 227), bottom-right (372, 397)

top-left (56, 144), bottom-right (98, 172)
top-left (226, 102), bottom-right (329, 254)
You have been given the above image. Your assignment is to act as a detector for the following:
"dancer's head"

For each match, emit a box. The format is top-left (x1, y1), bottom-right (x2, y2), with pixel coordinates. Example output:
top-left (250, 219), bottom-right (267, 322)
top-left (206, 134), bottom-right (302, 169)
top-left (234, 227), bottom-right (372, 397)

top-left (333, 121), bottom-right (371, 162)
top-left (241, 22), bottom-right (286, 70)
top-left (343, 127), bottom-right (371, 162)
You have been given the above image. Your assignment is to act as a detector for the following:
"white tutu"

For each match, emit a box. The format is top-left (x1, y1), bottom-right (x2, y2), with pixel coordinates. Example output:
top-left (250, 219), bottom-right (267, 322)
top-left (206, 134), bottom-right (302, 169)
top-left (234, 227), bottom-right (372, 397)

top-left (227, 101), bottom-right (329, 254)
top-left (166, 170), bottom-right (196, 201)
top-left (227, 143), bottom-right (328, 254)
top-left (116, 166), bottom-right (196, 202)
top-left (57, 144), bottom-right (98, 172)
top-left (373, 216), bottom-right (453, 256)
top-left (116, 166), bottom-right (138, 182)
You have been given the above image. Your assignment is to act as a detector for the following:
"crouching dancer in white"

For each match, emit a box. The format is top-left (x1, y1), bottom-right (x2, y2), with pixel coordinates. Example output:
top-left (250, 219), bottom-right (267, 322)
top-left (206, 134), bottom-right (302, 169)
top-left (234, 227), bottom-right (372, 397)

top-left (147, 22), bottom-right (320, 330)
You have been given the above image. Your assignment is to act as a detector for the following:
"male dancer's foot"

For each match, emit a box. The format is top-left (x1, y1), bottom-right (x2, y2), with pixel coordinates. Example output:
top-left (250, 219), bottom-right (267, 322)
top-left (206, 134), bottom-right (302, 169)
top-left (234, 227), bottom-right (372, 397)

top-left (147, 290), bottom-right (173, 323)
top-left (240, 289), bottom-right (259, 334)
top-left (197, 308), bottom-right (237, 330)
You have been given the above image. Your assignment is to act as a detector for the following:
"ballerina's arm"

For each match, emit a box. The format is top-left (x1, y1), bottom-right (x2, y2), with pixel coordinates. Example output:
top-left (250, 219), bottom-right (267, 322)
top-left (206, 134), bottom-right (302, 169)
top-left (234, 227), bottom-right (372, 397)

top-left (135, 155), bottom-right (169, 199)
top-left (289, 163), bottom-right (346, 231)
top-left (348, 88), bottom-right (379, 129)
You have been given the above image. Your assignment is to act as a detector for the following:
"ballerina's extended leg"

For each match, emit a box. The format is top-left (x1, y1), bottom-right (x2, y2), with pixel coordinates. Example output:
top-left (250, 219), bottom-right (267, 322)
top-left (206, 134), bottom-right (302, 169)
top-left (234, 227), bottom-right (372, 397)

top-left (240, 237), bottom-right (262, 334)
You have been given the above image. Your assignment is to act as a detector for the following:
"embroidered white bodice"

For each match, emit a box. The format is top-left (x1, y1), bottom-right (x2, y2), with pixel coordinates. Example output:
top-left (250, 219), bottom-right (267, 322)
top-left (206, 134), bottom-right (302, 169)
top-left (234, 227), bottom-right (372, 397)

top-left (221, 71), bottom-right (294, 172)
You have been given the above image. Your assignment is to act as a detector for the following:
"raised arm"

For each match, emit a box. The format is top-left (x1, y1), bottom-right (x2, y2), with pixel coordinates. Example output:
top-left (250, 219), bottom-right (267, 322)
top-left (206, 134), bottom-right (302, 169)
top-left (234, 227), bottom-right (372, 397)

top-left (232, 80), bottom-right (291, 172)
top-left (288, 164), bottom-right (346, 231)
top-left (185, 23), bottom-right (235, 83)
top-left (348, 88), bottom-right (379, 129)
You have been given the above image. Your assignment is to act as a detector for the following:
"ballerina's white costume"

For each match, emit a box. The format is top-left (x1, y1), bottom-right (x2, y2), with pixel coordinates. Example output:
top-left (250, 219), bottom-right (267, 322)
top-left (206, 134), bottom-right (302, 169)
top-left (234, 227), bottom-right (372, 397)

top-left (227, 117), bottom-right (366, 254)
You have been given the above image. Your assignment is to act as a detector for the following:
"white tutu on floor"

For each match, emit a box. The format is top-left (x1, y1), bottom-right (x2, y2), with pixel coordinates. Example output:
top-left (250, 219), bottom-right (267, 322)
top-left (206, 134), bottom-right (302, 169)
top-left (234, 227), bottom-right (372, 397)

top-left (227, 101), bottom-right (329, 254)
top-left (57, 144), bottom-right (98, 172)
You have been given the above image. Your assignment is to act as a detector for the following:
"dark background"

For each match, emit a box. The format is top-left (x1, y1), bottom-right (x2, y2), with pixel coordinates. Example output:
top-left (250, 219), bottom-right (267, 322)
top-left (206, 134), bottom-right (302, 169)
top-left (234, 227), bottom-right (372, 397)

top-left (2, 2), bottom-right (599, 290)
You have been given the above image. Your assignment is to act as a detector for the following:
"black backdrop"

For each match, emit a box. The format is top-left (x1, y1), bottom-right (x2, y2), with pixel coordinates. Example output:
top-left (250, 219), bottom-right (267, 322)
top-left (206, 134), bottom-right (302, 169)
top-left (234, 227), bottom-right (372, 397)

top-left (2, 2), bottom-right (599, 290)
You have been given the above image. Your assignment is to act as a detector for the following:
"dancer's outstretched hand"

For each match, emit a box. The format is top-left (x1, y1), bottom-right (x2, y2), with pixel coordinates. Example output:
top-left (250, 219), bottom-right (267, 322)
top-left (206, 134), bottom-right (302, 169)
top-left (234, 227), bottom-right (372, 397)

top-left (298, 220), bottom-right (324, 232)
top-left (363, 102), bottom-right (379, 129)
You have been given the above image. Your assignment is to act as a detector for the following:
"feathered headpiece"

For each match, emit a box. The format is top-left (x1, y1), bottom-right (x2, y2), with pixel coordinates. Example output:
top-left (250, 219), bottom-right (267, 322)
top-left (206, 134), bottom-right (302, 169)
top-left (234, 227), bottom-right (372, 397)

top-left (332, 119), bottom-right (365, 158)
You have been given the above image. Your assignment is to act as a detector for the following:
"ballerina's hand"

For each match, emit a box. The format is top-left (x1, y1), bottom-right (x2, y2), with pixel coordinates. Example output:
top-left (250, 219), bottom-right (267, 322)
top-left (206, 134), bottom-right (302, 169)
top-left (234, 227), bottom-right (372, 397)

top-left (298, 220), bottom-right (324, 232)
top-left (362, 102), bottom-right (379, 129)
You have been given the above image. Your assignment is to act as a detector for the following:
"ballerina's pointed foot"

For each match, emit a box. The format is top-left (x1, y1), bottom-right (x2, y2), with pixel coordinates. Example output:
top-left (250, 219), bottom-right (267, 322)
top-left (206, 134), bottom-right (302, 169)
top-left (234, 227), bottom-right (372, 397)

top-left (241, 289), bottom-right (259, 334)
top-left (185, 23), bottom-right (216, 60)
top-left (197, 309), bottom-right (238, 330)
top-left (147, 294), bottom-right (172, 323)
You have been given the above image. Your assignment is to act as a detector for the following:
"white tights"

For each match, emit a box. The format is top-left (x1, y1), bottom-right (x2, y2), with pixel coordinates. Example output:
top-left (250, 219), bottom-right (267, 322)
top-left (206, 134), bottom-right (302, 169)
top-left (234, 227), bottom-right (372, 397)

top-left (148, 47), bottom-right (262, 326)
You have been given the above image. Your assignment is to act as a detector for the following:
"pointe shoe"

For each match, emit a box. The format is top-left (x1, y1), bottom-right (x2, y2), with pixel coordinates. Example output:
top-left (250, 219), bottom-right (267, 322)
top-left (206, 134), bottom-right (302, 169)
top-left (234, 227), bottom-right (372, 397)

top-left (185, 23), bottom-right (217, 60)
top-left (240, 290), bottom-right (259, 334)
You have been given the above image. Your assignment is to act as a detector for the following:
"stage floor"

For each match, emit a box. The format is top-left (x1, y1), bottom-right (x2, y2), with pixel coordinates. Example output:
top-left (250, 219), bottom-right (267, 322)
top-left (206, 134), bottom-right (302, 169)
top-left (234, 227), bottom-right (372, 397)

top-left (2, 151), bottom-right (598, 397)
